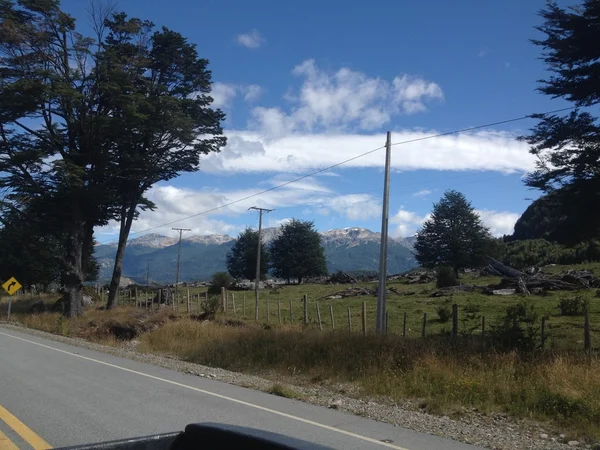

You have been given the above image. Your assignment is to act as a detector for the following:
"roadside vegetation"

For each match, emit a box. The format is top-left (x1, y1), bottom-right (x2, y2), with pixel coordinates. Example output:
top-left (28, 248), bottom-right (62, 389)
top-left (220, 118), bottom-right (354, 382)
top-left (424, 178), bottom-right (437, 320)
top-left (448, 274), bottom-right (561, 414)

top-left (3, 263), bottom-right (600, 441)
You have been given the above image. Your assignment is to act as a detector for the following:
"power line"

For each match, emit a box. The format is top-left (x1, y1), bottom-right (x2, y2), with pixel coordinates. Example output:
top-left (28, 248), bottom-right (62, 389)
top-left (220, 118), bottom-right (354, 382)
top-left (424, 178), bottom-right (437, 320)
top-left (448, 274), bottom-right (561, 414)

top-left (97, 105), bottom-right (576, 244)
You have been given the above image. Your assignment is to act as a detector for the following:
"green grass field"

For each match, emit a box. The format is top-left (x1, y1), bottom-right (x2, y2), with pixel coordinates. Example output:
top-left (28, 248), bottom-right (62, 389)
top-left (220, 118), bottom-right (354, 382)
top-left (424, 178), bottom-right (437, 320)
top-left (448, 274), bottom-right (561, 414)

top-left (109, 263), bottom-right (600, 352)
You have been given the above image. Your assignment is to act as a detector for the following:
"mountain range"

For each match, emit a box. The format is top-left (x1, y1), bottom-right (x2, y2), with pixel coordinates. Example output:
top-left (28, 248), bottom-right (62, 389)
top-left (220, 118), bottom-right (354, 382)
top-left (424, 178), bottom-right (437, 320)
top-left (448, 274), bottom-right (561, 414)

top-left (93, 227), bottom-right (418, 284)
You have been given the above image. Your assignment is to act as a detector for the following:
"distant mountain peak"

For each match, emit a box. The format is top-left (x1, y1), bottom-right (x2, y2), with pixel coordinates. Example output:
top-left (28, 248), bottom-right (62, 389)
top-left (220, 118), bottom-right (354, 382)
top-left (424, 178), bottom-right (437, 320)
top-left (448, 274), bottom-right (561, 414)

top-left (183, 234), bottom-right (234, 245)
top-left (128, 233), bottom-right (178, 248)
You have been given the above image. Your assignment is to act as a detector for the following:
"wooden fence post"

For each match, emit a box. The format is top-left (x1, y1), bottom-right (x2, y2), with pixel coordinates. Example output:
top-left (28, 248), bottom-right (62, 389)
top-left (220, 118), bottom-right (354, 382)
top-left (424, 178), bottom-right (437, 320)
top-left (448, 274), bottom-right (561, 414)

top-left (232, 293), bottom-right (236, 316)
top-left (187, 289), bottom-right (190, 315)
top-left (452, 304), bottom-right (458, 339)
top-left (584, 307), bottom-right (591, 354)
top-left (277, 298), bottom-right (281, 324)
top-left (422, 313), bottom-right (427, 337)
top-left (303, 295), bottom-right (308, 324)
top-left (316, 303), bottom-right (322, 331)
top-left (403, 312), bottom-right (407, 337)
top-left (329, 304), bottom-right (335, 330)
top-left (362, 301), bottom-right (367, 336)
top-left (481, 315), bottom-right (485, 346)
top-left (541, 316), bottom-right (546, 350)
top-left (243, 293), bottom-right (246, 318)
top-left (385, 311), bottom-right (389, 333)
top-left (347, 307), bottom-right (351, 332)
top-left (289, 299), bottom-right (293, 322)
top-left (135, 287), bottom-right (138, 308)
top-left (157, 289), bottom-right (161, 310)
top-left (221, 287), bottom-right (226, 313)
top-left (266, 295), bottom-right (270, 323)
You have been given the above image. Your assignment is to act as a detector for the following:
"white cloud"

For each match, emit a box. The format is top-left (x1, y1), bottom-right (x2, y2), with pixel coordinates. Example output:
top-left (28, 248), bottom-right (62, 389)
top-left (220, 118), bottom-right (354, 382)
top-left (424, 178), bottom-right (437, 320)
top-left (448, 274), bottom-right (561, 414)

top-left (209, 83), bottom-right (264, 109)
top-left (210, 82), bottom-right (238, 108)
top-left (250, 59), bottom-right (443, 137)
top-left (326, 194), bottom-right (381, 221)
top-left (476, 209), bottom-right (520, 237)
top-left (235, 30), bottom-right (265, 49)
top-left (267, 217), bottom-right (292, 228)
top-left (96, 181), bottom-right (385, 241)
top-left (200, 129), bottom-right (534, 174)
top-left (243, 84), bottom-right (264, 102)
top-left (390, 209), bottom-right (429, 237)
top-left (413, 189), bottom-right (432, 198)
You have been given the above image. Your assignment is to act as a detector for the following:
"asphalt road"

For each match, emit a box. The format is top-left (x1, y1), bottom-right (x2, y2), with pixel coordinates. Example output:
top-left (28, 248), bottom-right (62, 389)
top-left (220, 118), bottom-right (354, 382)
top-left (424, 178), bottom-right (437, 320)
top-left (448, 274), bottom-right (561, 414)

top-left (0, 326), bottom-right (483, 450)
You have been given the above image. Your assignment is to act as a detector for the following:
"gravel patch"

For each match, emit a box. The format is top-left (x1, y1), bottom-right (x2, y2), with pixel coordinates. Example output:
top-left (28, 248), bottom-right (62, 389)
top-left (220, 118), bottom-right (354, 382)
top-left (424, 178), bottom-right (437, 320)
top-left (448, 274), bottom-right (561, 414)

top-left (1, 323), bottom-right (592, 450)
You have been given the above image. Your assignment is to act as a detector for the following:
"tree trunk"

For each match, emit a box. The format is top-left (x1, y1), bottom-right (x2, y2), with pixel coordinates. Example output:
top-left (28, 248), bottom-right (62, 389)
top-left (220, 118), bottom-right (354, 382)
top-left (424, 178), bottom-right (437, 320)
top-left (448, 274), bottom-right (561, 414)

top-left (106, 205), bottom-right (136, 309)
top-left (62, 223), bottom-right (85, 317)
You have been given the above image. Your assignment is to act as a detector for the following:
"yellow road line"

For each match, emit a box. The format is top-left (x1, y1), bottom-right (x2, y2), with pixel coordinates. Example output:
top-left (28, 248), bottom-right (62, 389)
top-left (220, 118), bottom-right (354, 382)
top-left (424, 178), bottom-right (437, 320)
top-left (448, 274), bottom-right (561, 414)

top-left (0, 429), bottom-right (19, 450)
top-left (0, 330), bottom-right (408, 450)
top-left (0, 405), bottom-right (52, 449)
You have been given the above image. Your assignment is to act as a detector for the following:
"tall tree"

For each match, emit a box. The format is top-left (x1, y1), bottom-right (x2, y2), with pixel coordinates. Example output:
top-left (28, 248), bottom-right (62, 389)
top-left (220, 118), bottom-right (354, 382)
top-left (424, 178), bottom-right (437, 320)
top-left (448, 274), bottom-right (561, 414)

top-left (226, 228), bottom-right (269, 280)
top-left (270, 219), bottom-right (327, 284)
top-left (414, 190), bottom-right (493, 274)
top-left (521, 0), bottom-right (600, 243)
top-left (0, 0), bottom-right (114, 316)
top-left (97, 13), bottom-right (226, 309)
top-left (0, 1), bottom-right (225, 315)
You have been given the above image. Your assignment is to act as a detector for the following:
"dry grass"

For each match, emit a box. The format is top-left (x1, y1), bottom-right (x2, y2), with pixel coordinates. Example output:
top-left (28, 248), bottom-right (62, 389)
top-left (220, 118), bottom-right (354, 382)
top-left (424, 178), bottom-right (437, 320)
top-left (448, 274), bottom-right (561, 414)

top-left (140, 319), bottom-right (600, 441)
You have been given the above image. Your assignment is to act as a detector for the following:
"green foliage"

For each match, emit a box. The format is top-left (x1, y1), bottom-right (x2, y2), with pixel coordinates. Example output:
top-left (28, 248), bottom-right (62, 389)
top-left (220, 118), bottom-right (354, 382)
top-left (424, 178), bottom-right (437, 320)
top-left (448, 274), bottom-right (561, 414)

top-left (0, 1), bottom-right (225, 314)
top-left (270, 219), bottom-right (327, 283)
top-left (201, 295), bottom-right (221, 319)
top-left (558, 295), bottom-right (586, 317)
top-left (435, 305), bottom-right (451, 323)
top-left (415, 190), bottom-right (494, 272)
top-left (226, 228), bottom-right (269, 280)
top-left (502, 239), bottom-right (600, 269)
top-left (435, 266), bottom-right (458, 288)
top-left (520, 1), bottom-right (600, 244)
top-left (208, 272), bottom-right (233, 295)
top-left (489, 301), bottom-right (540, 352)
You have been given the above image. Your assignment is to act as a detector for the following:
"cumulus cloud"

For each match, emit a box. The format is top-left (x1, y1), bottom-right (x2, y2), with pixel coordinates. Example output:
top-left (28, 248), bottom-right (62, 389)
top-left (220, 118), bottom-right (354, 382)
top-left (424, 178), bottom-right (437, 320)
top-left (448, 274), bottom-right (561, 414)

top-left (325, 194), bottom-right (382, 221)
top-left (475, 209), bottom-right (520, 237)
top-left (210, 82), bottom-right (238, 108)
top-left (250, 59), bottom-right (443, 137)
top-left (209, 83), bottom-right (264, 109)
top-left (96, 180), bottom-right (385, 241)
top-left (390, 209), bottom-right (429, 237)
top-left (235, 30), bottom-right (265, 49)
top-left (200, 129), bottom-right (534, 174)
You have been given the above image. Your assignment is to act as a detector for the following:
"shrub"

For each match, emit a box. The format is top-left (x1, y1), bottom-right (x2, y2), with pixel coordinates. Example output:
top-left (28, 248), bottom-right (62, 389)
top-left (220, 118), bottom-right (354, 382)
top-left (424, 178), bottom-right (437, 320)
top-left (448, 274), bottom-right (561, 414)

top-left (436, 266), bottom-right (457, 288)
top-left (489, 300), bottom-right (540, 352)
top-left (558, 295), bottom-right (586, 316)
top-left (436, 305), bottom-right (451, 323)
top-left (201, 295), bottom-right (221, 319)
top-left (208, 272), bottom-right (233, 295)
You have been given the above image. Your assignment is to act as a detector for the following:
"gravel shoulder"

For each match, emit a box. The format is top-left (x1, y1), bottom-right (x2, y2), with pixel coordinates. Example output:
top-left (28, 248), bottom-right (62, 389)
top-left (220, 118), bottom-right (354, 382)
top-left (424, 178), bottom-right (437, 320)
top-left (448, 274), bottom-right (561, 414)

top-left (0, 322), bottom-right (591, 450)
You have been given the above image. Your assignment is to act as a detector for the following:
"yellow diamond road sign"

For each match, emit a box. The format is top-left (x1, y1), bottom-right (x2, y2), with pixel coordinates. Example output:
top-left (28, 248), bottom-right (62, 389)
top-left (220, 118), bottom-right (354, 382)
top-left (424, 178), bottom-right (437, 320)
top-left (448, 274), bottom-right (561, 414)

top-left (2, 277), bottom-right (22, 296)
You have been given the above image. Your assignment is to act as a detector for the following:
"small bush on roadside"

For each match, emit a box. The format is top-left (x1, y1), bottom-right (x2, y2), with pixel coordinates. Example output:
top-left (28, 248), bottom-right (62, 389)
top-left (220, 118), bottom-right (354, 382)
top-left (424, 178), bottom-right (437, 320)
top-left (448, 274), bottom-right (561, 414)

top-left (436, 266), bottom-right (457, 288)
top-left (436, 305), bottom-right (451, 323)
top-left (489, 300), bottom-right (540, 352)
top-left (558, 295), bottom-right (586, 316)
top-left (208, 272), bottom-right (233, 295)
top-left (201, 295), bottom-right (221, 319)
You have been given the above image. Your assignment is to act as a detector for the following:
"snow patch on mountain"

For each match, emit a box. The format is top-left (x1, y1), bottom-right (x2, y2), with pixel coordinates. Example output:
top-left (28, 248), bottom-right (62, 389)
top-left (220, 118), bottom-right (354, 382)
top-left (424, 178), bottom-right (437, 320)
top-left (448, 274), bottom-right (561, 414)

top-left (183, 234), bottom-right (235, 245)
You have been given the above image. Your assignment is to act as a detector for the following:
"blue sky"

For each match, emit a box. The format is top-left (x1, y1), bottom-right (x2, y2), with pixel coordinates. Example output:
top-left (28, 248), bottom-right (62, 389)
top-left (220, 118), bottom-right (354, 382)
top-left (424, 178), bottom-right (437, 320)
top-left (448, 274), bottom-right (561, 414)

top-left (61, 0), bottom-right (577, 243)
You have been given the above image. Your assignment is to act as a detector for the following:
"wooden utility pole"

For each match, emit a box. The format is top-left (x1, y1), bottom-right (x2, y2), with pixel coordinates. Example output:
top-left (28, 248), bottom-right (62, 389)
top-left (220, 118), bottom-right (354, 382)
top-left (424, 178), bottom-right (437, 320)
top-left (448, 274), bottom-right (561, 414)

top-left (376, 131), bottom-right (392, 334)
top-left (248, 206), bottom-right (273, 320)
top-left (172, 228), bottom-right (191, 305)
